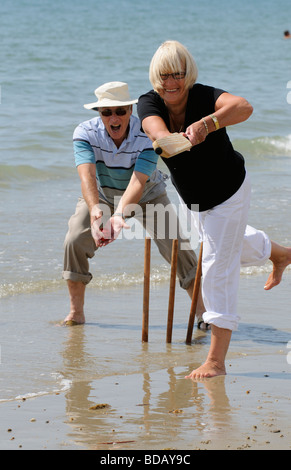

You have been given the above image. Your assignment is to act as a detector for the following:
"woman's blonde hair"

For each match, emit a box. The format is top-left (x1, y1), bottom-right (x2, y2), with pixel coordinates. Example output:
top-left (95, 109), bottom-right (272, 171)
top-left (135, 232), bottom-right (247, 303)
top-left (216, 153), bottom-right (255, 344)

top-left (149, 40), bottom-right (198, 93)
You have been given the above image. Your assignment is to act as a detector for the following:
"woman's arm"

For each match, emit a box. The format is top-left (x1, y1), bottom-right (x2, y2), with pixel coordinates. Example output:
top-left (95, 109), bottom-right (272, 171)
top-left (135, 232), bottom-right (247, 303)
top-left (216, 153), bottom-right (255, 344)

top-left (184, 92), bottom-right (253, 146)
top-left (141, 115), bottom-right (171, 142)
top-left (214, 92), bottom-right (253, 128)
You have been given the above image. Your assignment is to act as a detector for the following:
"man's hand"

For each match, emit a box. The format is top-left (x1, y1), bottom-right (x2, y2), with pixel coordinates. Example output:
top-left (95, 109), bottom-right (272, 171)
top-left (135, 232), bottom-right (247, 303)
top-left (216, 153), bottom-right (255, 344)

top-left (99, 215), bottom-right (130, 247)
top-left (90, 204), bottom-right (104, 247)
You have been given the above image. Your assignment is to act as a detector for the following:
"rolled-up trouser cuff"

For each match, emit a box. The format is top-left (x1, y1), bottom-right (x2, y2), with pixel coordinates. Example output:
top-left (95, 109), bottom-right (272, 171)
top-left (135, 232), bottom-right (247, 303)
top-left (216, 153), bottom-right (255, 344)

top-left (62, 270), bottom-right (92, 285)
top-left (202, 311), bottom-right (240, 331)
top-left (179, 265), bottom-right (197, 290)
top-left (241, 226), bottom-right (272, 267)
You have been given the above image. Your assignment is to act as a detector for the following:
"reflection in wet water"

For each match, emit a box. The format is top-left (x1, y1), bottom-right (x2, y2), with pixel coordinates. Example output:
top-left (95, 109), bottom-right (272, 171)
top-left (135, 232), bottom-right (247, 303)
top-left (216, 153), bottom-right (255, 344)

top-left (59, 326), bottom-right (256, 450)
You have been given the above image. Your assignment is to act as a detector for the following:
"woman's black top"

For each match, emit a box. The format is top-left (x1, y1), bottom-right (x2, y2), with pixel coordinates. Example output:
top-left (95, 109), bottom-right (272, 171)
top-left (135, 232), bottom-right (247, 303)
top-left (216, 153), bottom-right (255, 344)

top-left (137, 84), bottom-right (246, 212)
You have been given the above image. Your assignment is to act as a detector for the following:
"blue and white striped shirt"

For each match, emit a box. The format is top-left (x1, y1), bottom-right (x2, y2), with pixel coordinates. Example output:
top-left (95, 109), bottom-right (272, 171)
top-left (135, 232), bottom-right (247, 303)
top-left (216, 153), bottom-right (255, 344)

top-left (73, 115), bottom-right (166, 204)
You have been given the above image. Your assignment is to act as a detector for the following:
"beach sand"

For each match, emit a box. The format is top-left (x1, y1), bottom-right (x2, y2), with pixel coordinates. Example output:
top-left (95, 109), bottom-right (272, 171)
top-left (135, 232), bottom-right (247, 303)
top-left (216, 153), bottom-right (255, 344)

top-left (0, 272), bottom-right (290, 451)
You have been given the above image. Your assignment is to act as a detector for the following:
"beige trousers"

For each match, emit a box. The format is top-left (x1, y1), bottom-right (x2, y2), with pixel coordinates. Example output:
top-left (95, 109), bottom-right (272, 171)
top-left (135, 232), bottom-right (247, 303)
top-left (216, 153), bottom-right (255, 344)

top-left (63, 192), bottom-right (197, 290)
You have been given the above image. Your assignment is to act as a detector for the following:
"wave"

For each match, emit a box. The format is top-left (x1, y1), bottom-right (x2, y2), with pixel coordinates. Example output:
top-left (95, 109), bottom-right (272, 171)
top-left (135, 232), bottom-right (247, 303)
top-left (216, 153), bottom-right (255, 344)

top-left (1, 134), bottom-right (290, 186)
top-left (0, 279), bottom-right (63, 298)
top-left (0, 164), bottom-right (75, 185)
top-left (0, 373), bottom-right (72, 404)
top-left (0, 267), bottom-right (170, 299)
top-left (1, 264), bottom-right (289, 299)
top-left (233, 134), bottom-right (291, 158)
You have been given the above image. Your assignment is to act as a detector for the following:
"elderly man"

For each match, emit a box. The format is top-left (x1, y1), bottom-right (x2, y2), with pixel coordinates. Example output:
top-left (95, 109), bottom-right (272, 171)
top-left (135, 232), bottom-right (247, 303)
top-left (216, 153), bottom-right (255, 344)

top-left (62, 82), bottom-right (202, 326)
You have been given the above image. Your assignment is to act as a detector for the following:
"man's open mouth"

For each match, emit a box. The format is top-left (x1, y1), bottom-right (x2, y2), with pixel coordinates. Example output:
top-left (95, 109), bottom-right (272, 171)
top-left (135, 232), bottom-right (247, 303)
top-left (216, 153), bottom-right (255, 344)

top-left (111, 125), bottom-right (121, 131)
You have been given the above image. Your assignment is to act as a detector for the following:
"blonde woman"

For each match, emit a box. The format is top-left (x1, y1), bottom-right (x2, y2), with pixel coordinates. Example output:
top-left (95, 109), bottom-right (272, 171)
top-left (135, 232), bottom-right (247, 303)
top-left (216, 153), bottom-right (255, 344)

top-left (137, 40), bottom-right (291, 379)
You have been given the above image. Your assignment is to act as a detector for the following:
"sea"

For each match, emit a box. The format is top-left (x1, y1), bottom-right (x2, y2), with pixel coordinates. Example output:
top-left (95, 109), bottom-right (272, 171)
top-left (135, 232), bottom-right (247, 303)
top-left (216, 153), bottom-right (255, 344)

top-left (0, 0), bottom-right (291, 444)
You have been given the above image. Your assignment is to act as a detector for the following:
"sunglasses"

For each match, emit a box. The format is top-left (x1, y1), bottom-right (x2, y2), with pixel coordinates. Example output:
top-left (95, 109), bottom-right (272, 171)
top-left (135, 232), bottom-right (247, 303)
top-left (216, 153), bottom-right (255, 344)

top-left (99, 107), bottom-right (129, 117)
top-left (160, 72), bottom-right (186, 81)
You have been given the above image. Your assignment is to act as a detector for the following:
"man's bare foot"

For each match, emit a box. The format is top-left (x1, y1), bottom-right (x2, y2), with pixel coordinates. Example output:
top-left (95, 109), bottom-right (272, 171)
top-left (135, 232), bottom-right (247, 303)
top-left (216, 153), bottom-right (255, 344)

top-left (62, 312), bottom-right (85, 326)
top-left (63, 280), bottom-right (86, 325)
top-left (264, 244), bottom-right (291, 290)
top-left (185, 360), bottom-right (226, 380)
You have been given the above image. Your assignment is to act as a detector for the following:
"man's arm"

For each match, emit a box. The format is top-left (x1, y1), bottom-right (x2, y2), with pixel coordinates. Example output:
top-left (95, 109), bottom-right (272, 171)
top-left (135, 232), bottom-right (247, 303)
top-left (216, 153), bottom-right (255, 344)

top-left (114, 170), bottom-right (149, 217)
top-left (100, 170), bottom-right (148, 246)
top-left (77, 163), bottom-right (104, 246)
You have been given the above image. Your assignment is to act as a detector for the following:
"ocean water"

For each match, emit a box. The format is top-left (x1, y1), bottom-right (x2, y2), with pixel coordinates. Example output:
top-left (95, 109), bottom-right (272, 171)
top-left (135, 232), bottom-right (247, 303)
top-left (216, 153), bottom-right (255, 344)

top-left (0, 0), bottom-right (291, 410)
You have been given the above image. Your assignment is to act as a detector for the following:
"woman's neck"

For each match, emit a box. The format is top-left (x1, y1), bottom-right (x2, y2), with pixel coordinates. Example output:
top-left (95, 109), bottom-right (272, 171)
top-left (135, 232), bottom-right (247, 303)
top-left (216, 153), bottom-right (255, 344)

top-left (165, 91), bottom-right (189, 132)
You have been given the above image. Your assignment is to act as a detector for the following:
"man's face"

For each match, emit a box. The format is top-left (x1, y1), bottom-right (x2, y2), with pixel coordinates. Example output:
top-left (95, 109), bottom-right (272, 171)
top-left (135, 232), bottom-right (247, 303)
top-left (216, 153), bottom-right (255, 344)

top-left (99, 106), bottom-right (132, 147)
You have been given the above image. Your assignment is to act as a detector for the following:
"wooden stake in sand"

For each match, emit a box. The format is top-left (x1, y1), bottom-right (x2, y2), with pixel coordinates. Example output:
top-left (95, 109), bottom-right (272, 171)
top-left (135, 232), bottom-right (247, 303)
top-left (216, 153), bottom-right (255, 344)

top-left (166, 239), bottom-right (178, 343)
top-left (142, 237), bottom-right (151, 342)
top-left (186, 242), bottom-right (203, 344)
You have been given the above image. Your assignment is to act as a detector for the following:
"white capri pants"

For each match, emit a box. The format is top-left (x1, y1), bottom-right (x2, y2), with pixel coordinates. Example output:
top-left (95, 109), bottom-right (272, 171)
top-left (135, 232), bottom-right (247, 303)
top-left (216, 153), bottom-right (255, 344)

top-left (182, 174), bottom-right (271, 331)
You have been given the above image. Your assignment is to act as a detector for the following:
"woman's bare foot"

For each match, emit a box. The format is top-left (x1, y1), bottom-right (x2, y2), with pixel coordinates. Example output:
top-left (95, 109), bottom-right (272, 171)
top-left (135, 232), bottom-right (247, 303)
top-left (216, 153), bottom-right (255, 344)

top-left (186, 325), bottom-right (231, 380)
top-left (185, 360), bottom-right (226, 379)
top-left (264, 243), bottom-right (291, 290)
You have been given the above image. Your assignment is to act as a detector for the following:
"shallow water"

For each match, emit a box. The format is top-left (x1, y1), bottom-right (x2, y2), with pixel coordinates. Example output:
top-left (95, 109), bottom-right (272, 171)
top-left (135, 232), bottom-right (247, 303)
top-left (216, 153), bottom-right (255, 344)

top-left (1, 0), bottom-right (291, 298)
top-left (0, 275), bottom-right (291, 449)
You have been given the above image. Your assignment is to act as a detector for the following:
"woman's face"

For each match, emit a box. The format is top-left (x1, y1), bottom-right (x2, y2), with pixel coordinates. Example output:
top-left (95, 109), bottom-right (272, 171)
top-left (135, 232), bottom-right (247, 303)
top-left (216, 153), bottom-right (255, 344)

top-left (158, 72), bottom-right (188, 106)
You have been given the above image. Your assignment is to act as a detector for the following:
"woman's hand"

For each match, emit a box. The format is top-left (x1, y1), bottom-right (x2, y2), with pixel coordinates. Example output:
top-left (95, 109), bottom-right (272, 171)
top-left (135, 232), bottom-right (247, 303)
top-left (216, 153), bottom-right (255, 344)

top-left (183, 119), bottom-right (208, 146)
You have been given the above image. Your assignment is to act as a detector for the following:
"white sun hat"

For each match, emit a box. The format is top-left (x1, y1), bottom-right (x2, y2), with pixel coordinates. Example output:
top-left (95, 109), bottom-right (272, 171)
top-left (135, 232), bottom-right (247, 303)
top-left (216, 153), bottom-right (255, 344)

top-left (84, 81), bottom-right (138, 109)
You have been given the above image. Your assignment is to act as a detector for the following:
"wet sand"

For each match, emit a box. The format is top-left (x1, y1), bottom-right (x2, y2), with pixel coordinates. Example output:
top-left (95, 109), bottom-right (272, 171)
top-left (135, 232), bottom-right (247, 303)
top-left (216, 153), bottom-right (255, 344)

top-left (0, 272), bottom-right (290, 450)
